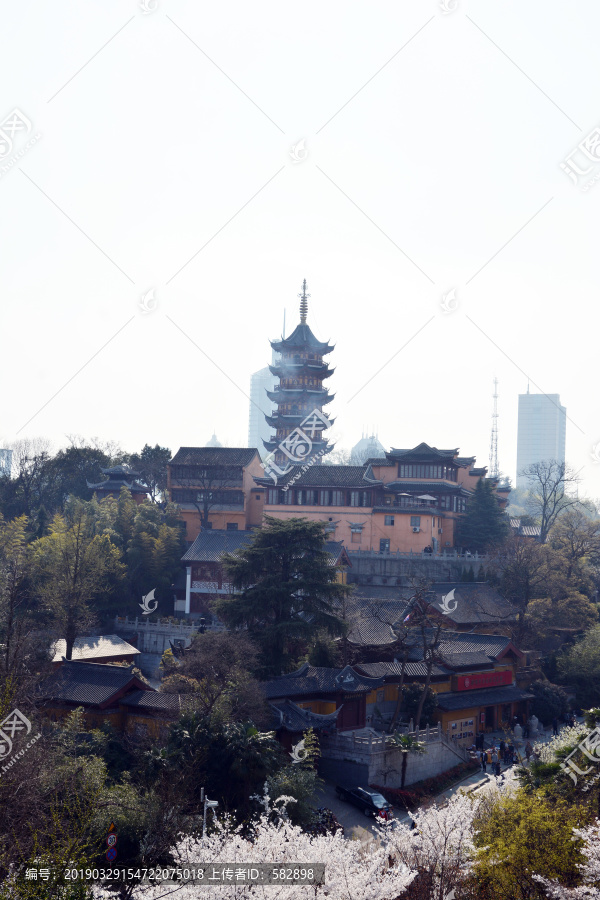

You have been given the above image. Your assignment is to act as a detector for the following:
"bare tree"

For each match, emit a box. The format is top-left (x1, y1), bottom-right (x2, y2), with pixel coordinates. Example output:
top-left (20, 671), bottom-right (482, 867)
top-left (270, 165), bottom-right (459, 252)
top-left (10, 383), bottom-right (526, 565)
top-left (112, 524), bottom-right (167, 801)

top-left (170, 465), bottom-right (246, 530)
top-left (519, 459), bottom-right (584, 543)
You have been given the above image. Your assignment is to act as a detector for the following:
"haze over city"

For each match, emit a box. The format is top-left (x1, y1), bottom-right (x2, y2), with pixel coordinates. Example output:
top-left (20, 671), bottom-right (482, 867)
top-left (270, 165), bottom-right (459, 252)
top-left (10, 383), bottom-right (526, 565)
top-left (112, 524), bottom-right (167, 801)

top-left (1, 0), bottom-right (599, 495)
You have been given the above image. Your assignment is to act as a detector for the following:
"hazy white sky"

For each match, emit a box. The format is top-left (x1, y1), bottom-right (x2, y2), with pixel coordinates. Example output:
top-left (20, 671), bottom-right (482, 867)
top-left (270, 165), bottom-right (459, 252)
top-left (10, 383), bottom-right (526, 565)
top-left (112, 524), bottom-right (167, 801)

top-left (1, 0), bottom-right (599, 495)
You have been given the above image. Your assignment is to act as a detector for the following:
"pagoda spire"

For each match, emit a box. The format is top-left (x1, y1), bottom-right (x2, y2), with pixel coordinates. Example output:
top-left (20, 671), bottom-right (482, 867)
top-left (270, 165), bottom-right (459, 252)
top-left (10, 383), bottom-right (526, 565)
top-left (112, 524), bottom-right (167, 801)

top-left (298, 279), bottom-right (310, 324)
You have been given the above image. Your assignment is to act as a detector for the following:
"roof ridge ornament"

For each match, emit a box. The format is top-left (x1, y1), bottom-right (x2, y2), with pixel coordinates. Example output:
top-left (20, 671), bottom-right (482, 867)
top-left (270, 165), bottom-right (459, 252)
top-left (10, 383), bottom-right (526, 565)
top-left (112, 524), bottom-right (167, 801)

top-left (298, 278), bottom-right (310, 324)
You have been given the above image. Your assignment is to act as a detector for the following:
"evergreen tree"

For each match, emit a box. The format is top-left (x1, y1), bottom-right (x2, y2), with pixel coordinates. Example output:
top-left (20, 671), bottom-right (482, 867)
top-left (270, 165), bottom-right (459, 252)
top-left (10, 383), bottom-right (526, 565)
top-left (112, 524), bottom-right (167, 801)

top-left (455, 478), bottom-right (509, 552)
top-left (216, 517), bottom-right (350, 677)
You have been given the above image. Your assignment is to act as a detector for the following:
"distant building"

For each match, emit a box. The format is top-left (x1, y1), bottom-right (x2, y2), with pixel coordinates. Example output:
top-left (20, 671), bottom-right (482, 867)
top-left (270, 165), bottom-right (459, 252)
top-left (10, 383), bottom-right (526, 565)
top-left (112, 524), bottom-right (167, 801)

top-left (256, 442), bottom-right (509, 554)
top-left (167, 447), bottom-right (265, 541)
top-left (516, 391), bottom-right (566, 488)
top-left (350, 433), bottom-right (386, 465)
top-left (87, 465), bottom-right (148, 503)
top-left (174, 528), bottom-right (350, 617)
top-left (264, 280), bottom-right (335, 467)
top-left (205, 433), bottom-right (223, 448)
top-left (248, 356), bottom-right (279, 458)
top-left (0, 448), bottom-right (12, 478)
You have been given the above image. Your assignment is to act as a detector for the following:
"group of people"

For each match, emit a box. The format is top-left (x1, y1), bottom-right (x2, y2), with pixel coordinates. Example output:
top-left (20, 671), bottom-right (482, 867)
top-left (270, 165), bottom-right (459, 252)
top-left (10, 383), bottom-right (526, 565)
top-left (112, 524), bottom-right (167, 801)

top-left (475, 736), bottom-right (529, 775)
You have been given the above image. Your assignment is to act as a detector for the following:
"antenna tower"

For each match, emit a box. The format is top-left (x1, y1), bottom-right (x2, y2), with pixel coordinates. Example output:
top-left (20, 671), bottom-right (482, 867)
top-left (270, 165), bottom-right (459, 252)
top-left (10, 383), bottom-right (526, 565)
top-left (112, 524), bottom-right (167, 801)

top-left (489, 377), bottom-right (499, 478)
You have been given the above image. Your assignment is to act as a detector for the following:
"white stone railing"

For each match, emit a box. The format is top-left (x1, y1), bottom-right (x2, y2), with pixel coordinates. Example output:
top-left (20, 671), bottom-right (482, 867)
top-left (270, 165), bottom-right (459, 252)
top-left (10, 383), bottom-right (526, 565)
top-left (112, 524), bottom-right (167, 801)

top-left (114, 616), bottom-right (225, 633)
top-left (321, 722), bottom-right (444, 755)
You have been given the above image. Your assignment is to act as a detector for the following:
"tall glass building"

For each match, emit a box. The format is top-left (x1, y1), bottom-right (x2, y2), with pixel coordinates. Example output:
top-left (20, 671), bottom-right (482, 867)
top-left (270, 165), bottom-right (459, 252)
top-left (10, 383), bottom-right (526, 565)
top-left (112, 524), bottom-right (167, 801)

top-left (516, 391), bottom-right (566, 487)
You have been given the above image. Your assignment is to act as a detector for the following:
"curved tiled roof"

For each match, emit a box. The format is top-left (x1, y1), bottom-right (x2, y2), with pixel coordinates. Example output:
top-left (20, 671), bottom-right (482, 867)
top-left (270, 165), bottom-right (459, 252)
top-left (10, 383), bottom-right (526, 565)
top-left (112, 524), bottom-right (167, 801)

top-left (270, 323), bottom-right (334, 354)
top-left (270, 699), bottom-right (340, 731)
top-left (182, 529), bottom-right (255, 562)
top-left (263, 664), bottom-right (384, 699)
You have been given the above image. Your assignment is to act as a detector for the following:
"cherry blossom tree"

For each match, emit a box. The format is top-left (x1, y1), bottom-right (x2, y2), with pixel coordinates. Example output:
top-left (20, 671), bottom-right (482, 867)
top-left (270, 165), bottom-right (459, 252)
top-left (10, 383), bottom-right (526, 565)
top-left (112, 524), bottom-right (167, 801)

top-left (534, 819), bottom-right (600, 898)
top-left (91, 793), bottom-right (415, 900)
top-left (383, 792), bottom-right (481, 900)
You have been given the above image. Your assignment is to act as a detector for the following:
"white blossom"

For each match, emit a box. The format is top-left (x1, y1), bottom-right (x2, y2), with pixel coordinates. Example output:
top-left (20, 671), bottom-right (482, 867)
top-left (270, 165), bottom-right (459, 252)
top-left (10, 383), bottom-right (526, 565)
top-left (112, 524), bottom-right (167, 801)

top-left (533, 819), bottom-right (600, 899)
top-left (536, 725), bottom-right (590, 764)
top-left (92, 794), bottom-right (415, 900)
top-left (382, 792), bottom-right (481, 898)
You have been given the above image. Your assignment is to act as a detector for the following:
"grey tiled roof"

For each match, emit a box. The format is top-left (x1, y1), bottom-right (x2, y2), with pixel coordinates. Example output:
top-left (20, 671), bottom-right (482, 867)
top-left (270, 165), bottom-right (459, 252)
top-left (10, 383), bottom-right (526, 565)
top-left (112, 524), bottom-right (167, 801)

top-left (120, 690), bottom-right (181, 713)
top-left (37, 660), bottom-right (150, 707)
top-left (388, 444), bottom-right (459, 460)
top-left (358, 660), bottom-right (450, 678)
top-left (365, 457), bottom-right (395, 467)
top-left (437, 649), bottom-right (494, 669)
top-left (51, 634), bottom-right (140, 663)
top-left (427, 583), bottom-right (518, 624)
top-left (170, 447), bottom-right (259, 467)
top-left (270, 698), bottom-right (340, 731)
top-left (182, 529), bottom-right (255, 562)
top-left (436, 685), bottom-right (534, 711)
top-left (270, 323), bottom-right (334, 354)
top-left (263, 664), bottom-right (384, 699)
top-left (260, 465), bottom-right (379, 489)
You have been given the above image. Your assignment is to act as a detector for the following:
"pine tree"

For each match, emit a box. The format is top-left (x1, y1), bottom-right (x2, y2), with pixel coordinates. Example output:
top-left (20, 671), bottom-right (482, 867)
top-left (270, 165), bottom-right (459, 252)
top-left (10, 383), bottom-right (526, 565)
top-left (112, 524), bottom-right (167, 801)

top-left (455, 478), bottom-right (509, 552)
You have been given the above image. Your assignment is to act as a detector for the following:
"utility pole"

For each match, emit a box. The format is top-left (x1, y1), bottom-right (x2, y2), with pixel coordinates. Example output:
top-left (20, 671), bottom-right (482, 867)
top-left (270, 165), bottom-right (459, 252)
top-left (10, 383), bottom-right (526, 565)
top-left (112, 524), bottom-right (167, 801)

top-left (489, 377), bottom-right (499, 478)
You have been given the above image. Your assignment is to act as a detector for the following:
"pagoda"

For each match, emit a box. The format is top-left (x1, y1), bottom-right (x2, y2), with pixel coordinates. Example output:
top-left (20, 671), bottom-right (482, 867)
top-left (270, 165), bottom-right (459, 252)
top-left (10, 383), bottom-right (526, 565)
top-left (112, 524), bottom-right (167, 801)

top-left (264, 280), bottom-right (335, 467)
top-left (87, 465), bottom-right (148, 504)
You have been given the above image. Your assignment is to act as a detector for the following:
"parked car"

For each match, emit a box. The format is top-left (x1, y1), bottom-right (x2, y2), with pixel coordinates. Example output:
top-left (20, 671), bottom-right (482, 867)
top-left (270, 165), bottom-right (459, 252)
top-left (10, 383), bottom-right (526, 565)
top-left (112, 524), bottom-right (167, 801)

top-left (335, 785), bottom-right (393, 820)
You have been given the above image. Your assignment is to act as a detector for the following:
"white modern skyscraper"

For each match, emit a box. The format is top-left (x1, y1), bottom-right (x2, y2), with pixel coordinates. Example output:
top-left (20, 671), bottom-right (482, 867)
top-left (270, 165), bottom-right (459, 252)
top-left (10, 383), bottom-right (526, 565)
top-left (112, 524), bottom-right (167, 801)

top-left (248, 350), bottom-right (279, 457)
top-left (0, 449), bottom-right (12, 478)
top-left (516, 391), bottom-right (566, 487)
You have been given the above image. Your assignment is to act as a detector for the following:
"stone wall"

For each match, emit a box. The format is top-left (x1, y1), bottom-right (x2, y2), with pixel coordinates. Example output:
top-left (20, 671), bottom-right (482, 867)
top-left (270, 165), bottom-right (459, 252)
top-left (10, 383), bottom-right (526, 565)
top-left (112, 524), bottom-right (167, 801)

top-left (319, 730), bottom-right (468, 788)
top-left (368, 739), bottom-right (467, 787)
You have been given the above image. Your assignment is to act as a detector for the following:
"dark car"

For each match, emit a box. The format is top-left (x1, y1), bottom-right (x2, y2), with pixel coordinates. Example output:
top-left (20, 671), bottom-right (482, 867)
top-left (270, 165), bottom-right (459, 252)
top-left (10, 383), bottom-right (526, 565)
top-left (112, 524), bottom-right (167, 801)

top-left (335, 785), bottom-right (393, 820)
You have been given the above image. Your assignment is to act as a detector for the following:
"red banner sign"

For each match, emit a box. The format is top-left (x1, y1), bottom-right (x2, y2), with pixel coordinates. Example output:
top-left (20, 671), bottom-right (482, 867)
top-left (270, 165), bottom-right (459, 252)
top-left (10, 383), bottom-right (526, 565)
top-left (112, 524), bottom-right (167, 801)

top-left (456, 670), bottom-right (512, 691)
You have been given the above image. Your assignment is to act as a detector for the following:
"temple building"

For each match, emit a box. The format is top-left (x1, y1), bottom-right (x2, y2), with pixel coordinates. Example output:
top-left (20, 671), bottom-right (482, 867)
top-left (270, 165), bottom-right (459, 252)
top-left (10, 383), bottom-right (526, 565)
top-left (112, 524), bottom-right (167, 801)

top-left (87, 465), bottom-right (148, 504)
top-left (256, 442), bottom-right (510, 553)
top-left (264, 280), bottom-right (335, 468)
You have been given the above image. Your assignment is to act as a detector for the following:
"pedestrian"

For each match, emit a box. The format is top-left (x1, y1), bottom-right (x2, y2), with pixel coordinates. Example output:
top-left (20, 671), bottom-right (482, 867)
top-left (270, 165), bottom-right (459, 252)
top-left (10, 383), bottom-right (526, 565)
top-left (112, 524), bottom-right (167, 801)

top-left (480, 750), bottom-right (487, 772)
top-left (525, 741), bottom-right (533, 762)
top-left (491, 749), bottom-right (499, 768)
top-left (552, 717), bottom-right (559, 736)
top-left (499, 738), bottom-right (506, 758)
top-left (495, 759), bottom-right (501, 777)
top-left (523, 722), bottom-right (530, 739)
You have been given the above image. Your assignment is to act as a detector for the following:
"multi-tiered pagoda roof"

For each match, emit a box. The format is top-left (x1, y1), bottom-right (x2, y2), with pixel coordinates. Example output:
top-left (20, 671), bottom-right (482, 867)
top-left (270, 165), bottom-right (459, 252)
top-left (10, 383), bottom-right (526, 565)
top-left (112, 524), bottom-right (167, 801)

top-left (263, 280), bottom-right (335, 461)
